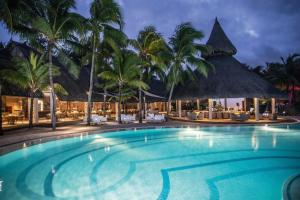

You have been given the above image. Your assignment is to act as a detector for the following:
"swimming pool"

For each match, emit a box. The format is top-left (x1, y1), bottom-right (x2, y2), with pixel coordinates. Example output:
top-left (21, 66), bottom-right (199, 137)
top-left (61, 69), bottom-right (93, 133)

top-left (1, 125), bottom-right (300, 200)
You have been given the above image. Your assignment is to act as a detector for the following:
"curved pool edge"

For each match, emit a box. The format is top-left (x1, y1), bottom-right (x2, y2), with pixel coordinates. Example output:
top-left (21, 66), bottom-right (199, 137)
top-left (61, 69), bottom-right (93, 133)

top-left (1, 121), bottom-right (299, 156)
top-left (283, 174), bottom-right (300, 200)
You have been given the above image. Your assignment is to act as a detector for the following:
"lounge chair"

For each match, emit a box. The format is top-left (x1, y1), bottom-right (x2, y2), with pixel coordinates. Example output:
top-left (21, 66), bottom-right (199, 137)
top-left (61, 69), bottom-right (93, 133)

top-left (121, 114), bottom-right (136, 123)
top-left (84, 114), bottom-right (107, 125)
top-left (146, 114), bottom-right (165, 122)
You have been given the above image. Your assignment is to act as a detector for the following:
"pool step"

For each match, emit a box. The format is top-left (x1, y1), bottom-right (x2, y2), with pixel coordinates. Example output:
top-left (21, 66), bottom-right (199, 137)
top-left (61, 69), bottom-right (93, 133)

top-left (283, 174), bottom-right (300, 200)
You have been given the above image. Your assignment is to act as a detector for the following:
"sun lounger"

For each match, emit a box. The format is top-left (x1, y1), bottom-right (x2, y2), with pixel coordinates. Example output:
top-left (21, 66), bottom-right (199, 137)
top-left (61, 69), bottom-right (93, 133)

top-left (146, 114), bottom-right (165, 122)
top-left (83, 114), bottom-right (108, 125)
top-left (121, 114), bottom-right (136, 123)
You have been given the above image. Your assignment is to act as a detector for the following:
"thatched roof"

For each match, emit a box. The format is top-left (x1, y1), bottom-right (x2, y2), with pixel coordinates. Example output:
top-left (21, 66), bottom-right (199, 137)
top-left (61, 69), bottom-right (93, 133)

top-left (1, 41), bottom-right (104, 102)
top-left (0, 42), bottom-right (42, 98)
top-left (173, 19), bottom-right (286, 100)
top-left (1, 42), bottom-right (167, 103)
top-left (145, 78), bottom-right (168, 102)
top-left (204, 18), bottom-right (237, 57)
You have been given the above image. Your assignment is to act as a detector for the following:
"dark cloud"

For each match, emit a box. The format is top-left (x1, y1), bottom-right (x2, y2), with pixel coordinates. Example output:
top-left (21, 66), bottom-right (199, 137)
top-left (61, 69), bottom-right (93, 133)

top-left (1, 0), bottom-right (299, 67)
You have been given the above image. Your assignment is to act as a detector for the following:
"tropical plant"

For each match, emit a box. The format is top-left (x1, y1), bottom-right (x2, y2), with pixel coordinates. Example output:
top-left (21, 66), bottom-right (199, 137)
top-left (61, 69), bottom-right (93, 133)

top-left (129, 26), bottom-right (168, 123)
top-left (27, 0), bottom-right (84, 130)
top-left (0, 52), bottom-right (53, 128)
top-left (265, 54), bottom-right (300, 104)
top-left (86, 0), bottom-right (125, 125)
top-left (166, 22), bottom-right (213, 114)
top-left (0, 43), bottom-right (11, 135)
top-left (99, 50), bottom-right (148, 124)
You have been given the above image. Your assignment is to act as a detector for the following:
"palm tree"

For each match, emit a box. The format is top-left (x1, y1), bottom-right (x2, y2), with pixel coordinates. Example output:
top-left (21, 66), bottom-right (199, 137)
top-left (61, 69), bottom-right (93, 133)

top-left (266, 54), bottom-right (300, 104)
top-left (28, 0), bottom-right (84, 130)
top-left (0, 43), bottom-right (11, 135)
top-left (86, 0), bottom-right (124, 125)
top-left (166, 22), bottom-right (213, 114)
top-left (0, 52), bottom-right (51, 128)
top-left (99, 50), bottom-right (148, 124)
top-left (129, 26), bottom-right (168, 123)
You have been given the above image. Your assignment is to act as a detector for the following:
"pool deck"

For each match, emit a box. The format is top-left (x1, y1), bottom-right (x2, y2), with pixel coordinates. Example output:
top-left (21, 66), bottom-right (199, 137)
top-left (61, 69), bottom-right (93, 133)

top-left (0, 116), bottom-right (299, 155)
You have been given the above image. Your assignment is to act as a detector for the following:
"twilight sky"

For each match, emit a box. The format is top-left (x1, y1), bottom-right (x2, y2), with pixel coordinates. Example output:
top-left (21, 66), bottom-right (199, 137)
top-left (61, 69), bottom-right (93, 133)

top-left (1, 0), bottom-right (300, 67)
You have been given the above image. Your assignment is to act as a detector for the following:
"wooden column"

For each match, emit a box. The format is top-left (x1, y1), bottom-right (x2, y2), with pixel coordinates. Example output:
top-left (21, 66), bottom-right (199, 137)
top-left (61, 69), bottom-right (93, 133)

top-left (115, 102), bottom-right (119, 121)
top-left (33, 98), bottom-right (39, 123)
top-left (208, 99), bottom-right (213, 120)
top-left (178, 100), bottom-right (182, 118)
top-left (144, 102), bottom-right (147, 117)
top-left (196, 99), bottom-right (200, 110)
top-left (271, 98), bottom-right (276, 114)
top-left (254, 98), bottom-right (259, 121)
top-left (84, 102), bottom-right (88, 118)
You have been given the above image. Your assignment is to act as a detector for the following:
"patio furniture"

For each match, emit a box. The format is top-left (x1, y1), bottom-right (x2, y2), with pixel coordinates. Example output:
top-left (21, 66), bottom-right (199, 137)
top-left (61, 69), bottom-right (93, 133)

top-left (216, 112), bottom-right (223, 119)
top-left (198, 112), bottom-right (204, 120)
top-left (145, 114), bottom-right (165, 122)
top-left (268, 113), bottom-right (277, 120)
top-left (222, 112), bottom-right (230, 119)
top-left (204, 112), bottom-right (209, 118)
top-left (84, 115), bottom-right (107, 125)
top-left (230, 113), bottom-right (249, 121)
top-left (6, 115), bottom-right (18, 125)
top-left (121, 114), bottom-right (136, 123)
top-left (212, 112), bottom-right (217, 119)
top-left (187, 112), bottom-right (197, 120)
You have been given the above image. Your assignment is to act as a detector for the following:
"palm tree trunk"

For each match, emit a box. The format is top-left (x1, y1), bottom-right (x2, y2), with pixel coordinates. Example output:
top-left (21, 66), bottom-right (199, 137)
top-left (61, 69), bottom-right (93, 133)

top-left (167, 82), bottom-right (175, 116)
top-left (138, 71), bottom-right (143, 123)
top-left (103, 87), bottom-right (107, 115)
top-left (118, 85), bottom-right (122, 124)
top-left (29, 92), bottom-right (34, 129)
top-left (48, 43), bottom-right (56, 130)
top-left (0, 84), bottom-right (3, 136)
top-left (87, 34), bottom-right (97, 125)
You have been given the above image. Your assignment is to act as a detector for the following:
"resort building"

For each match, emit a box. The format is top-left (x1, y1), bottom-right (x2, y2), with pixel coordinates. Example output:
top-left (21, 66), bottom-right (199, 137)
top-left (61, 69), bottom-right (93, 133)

top-left (171, 19), bottom-right (286, 122)
top-left (0, 19), bottom-right (286, 129)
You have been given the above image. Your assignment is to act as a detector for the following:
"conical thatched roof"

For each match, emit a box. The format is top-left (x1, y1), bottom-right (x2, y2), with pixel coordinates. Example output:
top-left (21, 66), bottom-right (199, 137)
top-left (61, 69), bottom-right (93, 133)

top-left (173, 19), bottom-right (286, 100)
top-left (205, 18), bottom-right (237, 57)
top-left (173, 56), bottom-right (286, 99)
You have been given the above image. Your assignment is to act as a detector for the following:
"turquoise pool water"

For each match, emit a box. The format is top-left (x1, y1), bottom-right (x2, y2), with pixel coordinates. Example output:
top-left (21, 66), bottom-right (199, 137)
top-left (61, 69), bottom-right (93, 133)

top-left (1, 125), bottom-right (300, 200)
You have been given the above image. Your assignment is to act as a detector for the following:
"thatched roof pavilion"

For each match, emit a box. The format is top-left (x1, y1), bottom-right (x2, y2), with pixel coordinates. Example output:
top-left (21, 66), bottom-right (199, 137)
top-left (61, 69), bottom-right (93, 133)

top-left (173, 18), bottom-right (286, 100)
top-left (1, 41), bottom-right (105, 102)
top-left (1, 41), bottom-right (167, 103)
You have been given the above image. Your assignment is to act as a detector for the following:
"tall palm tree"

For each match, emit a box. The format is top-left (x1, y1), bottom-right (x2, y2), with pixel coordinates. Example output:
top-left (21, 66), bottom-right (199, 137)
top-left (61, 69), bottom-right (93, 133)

top-left (28, 0), bottom-right (84, 130)
top-left (86, 0), bottom-right (124, 125)
top-left (99, 50), bottom-right (148, 124)
top-left (266, 54), bottom-right (300, 104)
top-left (129, 26), bottom-right (168, 123)
top-left (166, 22), bottom-right (213, 114)
top-left (0, 52), bottom-right (51, 128)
